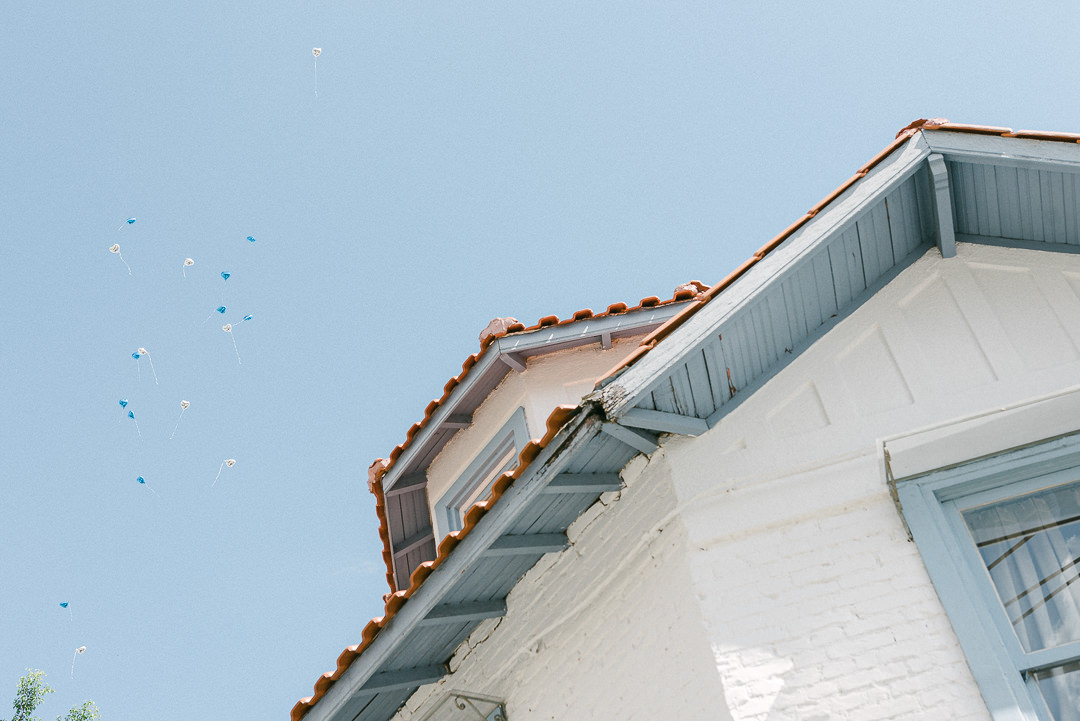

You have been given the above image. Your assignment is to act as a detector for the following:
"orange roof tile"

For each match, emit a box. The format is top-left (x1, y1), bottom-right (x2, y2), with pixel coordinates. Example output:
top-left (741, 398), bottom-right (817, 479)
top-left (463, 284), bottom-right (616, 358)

top-left (294, 119), bottom-right (1080, 721)
top-left (293, 406), bottom-right (580, 721)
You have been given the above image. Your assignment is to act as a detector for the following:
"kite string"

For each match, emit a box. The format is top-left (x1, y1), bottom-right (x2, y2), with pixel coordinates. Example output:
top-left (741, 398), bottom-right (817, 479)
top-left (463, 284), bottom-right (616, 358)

top-left (315, 58), bottom-right (318, 97)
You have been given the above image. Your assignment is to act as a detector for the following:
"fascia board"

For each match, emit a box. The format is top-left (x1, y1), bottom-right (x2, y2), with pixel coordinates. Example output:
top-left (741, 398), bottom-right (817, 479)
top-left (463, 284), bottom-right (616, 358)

top-left (381, 304), bottom-right (686, 493)
top-left (380, 346), bottom-right (507, 493)
top-left (306, 410), bottom-right (602, 721)
top-left (924, 129), bottom-right (1080, 171)
top-left (495, 304), bottom-right (687, 355)
top-left (599, 132), bottom-right (932, 419)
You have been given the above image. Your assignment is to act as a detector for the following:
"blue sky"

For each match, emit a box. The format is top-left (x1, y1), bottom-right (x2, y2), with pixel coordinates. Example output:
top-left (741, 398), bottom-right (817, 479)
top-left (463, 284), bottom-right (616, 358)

top-left (3, 2), bottom-right (1080, 720)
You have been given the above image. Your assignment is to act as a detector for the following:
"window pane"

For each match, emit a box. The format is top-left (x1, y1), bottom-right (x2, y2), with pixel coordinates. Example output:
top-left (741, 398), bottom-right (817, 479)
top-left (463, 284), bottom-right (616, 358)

top-left (1034, 661), bottom-right (1080, 720)
top-left (962, 482), bottom-right (1080, 653)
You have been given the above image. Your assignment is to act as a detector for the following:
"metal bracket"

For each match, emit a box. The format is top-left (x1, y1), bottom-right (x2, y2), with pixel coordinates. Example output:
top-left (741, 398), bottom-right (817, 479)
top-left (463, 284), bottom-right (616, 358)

top-left (452, 693), bottom-right (506, 721)
top-left (415, 690), bottom-right (507, 721)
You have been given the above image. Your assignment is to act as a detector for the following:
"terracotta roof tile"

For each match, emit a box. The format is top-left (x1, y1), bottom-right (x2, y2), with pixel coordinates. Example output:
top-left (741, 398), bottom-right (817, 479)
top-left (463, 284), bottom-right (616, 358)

top-left (292, 406), bottom-right (580, 721)
top-left (295, 119), bottom-right (1080, 721)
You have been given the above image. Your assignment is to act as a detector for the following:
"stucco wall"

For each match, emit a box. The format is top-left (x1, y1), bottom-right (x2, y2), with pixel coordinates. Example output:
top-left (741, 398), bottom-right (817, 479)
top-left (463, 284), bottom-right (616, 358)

top-left (392, 452), bottom-right (731, 721)
top-left (425, 335), bottom-right (643, 540)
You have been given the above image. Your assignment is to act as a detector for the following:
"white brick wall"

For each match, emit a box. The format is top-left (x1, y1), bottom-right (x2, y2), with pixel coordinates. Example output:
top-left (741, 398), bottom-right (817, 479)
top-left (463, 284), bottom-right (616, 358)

top-left (392, 452), bottom-right (732, 721)
top-left (676, 453), bottom-right (989, 721)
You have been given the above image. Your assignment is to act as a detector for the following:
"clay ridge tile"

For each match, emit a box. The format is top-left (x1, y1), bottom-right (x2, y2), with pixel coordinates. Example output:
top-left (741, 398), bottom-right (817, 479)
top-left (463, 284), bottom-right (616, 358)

top-left (291, 405), bottom-right (581, 721)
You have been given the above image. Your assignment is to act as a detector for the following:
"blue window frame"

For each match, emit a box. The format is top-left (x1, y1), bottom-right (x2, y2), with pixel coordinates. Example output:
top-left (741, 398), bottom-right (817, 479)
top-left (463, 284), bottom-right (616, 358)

top-left (898, 433), bottom-right (1080, 721)
top-left (438, 407), bottom-right (530, 533)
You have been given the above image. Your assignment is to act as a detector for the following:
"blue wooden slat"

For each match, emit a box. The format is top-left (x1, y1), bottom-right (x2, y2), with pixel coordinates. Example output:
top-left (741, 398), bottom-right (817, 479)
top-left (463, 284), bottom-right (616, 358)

top-left (717, 323), bottom-right (748, 397)
top-left (684, 349), bottom-right (716, 418)
top-left (830, 226), bottom-right (862, 305)
top-left (946, 160), bottom-right (965, 232)
top-left (915, 165), bottom-right (935, 243)
top-left (1040, 171), bottom-right (1061, 244)
top-left (702, 336), bottom-right (728, 410)
top-left (812, 248), bottom-right (833, 317)
top-left (1019, 167), bottom-right (1043, 242)
top-left (884, 187), bottom-right (908, 260)
top-left (743, 302), bottom-right (777, 375)
top-left (788, 264), bottom-right (814, 335)
top-left (795, 261), bottom-right (823, 335)
top-left (786, 267), bottom-right (812, 341)
top-left (765, 291), bottom-right (793, 360)
top-left (650, 376), bottom-right (679, 414)
top-left (637, 392), bottom-right (657, 411)
top-left (668, 362), bottom-right (698, 417)
top-left (994, 165), bottom-right (1022, 240)
top-left (977, 163), bottom-right (1002, 238)
top-left (742, 306), bottom-right (769, 377)
top-left (856, 206), bottom-right (889, 285)
top-left (962, 162), bottom-right (980, 235)
top-left (1054, 171), bottom-right (1069, 244)
top-left (1065, 172), bottom-right (1080, 245)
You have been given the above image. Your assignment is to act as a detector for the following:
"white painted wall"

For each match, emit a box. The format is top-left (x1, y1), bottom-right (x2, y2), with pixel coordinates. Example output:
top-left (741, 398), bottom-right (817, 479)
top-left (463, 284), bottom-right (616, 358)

top-left (397, 242), bottom-right (1080, 721)
top-left (425, 335), bottom-right (643, 541)
top-left (664, 242), bottom-right (1080, 720)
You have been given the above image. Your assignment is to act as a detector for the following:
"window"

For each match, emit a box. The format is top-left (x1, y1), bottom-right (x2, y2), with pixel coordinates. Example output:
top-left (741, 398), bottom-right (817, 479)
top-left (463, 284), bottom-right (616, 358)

top-left (439, 407), bottom-right (530, 533)
top-left (898, 433), bottom-right (1080, 721)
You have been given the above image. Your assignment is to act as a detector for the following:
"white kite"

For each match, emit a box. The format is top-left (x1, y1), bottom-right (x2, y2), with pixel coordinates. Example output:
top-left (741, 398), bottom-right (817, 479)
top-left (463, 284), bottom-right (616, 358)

top-left (223, 323), bottom-right (241, 365)
top-left (109, 244), bottom-right (131, 275)
top-left (71, 646), bottom-right (86, 679)
top-left (212, 458), bottom-right (236, 487)
top-left (182, 257), bottom-right (194, 278)
top-left (170, 399), bottom-right (190, 440)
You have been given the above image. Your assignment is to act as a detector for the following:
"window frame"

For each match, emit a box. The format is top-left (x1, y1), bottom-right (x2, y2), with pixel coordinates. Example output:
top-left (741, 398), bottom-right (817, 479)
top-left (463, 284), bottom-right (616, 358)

top-left (898, 432), bottom-right (1080, 721)
top-left (438, 406), bottom-right (530, 534)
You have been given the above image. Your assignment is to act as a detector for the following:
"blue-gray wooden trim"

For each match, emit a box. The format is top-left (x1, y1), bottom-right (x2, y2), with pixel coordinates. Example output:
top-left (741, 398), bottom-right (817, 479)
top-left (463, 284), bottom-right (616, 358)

top-left (392, 527), bottom-right (435, 559)
top-left (923, 130), bottom-right (1080, 173)
top-left (897, 480), bottom-right (1035, 721)
top-left (379, 303), bottom-right (689, 495)
top-left (895, 432), bottom-right (1080, 721)
top-left (439, 407), bottom-right (530, 534)
top-left (957, 234), bottom-right (1080, 256)
top-left (358, 665), bottom-right (447, 695)
top-left (385, 473), bottom-right (428, 498)
top-left (540, 473), bottom-right (623, 495)
top-left (484, 533), bottom-right (568, 556)
top-left (618, 408), bottom-right (709, 436)
top-left (702, 241), bottom-right (929, 429)
top-left (418, 600), bottom-right (506, 627)
top-left (599, 422), bottom-right (659, 455)
top-left (441, 414), bottom-right (472, 430)
top-left (598, 132), bottom-right (933, 422)
top-left (301, 411), bottom-right (600, 721)
top-left (927, 153), bottom-right (957, 258)
top-left (500, 353), bottom-right (527, 373)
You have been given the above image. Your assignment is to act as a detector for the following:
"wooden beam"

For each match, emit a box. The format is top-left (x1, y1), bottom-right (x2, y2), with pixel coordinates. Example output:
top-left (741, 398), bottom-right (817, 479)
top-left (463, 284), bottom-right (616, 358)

top-left (600, 331), bottom-right (612, 350)
top-left (391, 527), bottom-right (434, 559)
top-left (600, 422), bottom-right (659, 455)
top-left (500, 352), bottom-right (527, 373)
top-left (484, 533), bottom-right (568, 556)
top-left (440, 414), bottom-right (472, 430)
top-left (358, 665), bottom-right (446, 695)
top-left (418, 599), bottom-right (506, 627)
top-left (541, 473), bottom-right (622, 495)
top-left (927, 153), bottom-right (957, 259)
top-left (385, 473), bottom-right (428, 498)
top-left (618, 407), bottom-right (708, 436)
